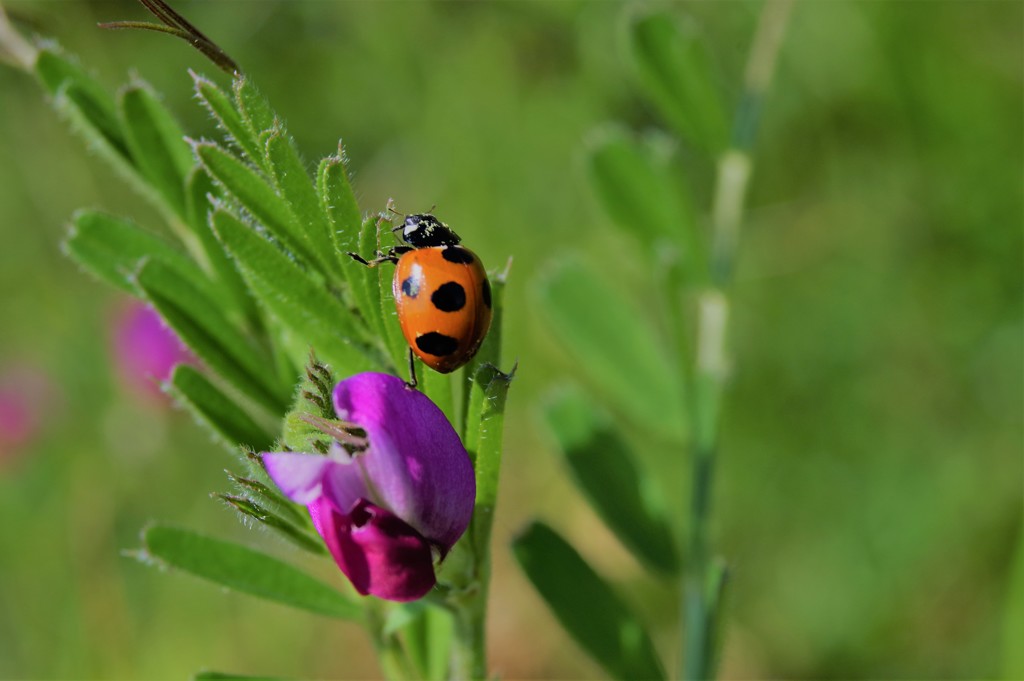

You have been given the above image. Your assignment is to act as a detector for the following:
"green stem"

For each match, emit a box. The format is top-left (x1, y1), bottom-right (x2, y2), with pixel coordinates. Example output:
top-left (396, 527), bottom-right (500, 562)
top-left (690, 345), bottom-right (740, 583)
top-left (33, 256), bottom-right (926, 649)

top-left (680, 2), bottom-right (794, 679)
top-left (0, 3), bottom-right (38, 71)
top-left (367, 603), bottom-right (417, 681)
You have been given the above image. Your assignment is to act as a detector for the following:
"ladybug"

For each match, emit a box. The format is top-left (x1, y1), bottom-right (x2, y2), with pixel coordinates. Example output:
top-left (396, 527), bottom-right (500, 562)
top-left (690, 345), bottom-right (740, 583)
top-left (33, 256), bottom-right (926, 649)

top-left (350, 212), bottom-right (492, 382)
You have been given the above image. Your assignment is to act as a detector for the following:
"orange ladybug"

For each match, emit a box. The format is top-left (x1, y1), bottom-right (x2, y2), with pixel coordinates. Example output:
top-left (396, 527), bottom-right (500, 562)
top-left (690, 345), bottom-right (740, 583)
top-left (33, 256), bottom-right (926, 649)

top-left (350, 213), bottom-right (492, 380)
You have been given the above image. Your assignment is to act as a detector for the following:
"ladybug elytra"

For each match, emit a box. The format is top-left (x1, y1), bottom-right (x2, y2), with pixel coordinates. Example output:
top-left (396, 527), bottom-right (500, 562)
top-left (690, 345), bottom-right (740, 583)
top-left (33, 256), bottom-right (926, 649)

top-left (350, 213), bottom-right (493, 382)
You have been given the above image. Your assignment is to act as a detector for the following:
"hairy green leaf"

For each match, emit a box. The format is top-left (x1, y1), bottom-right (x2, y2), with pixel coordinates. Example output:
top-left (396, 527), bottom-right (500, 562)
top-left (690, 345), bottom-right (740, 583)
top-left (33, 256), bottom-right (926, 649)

top-left (211, 210), bottom-right (382, 376)
top-left (194, 142), bottom-right (321, 270)
top-left (317, 149), bottom-right (362, 265)
top-left (136, 260), bottom-right (288, 414)
top-left (217, 494), bottom-right (325, 555)
top-left (543, 387), bottom-right (680, 575)
top-left (140, 524), bottom-right (360, 620)
top-left (120, 80), bottom-right (193, 216)
top-left (630, 10), bottom-right (729, 152)
top-left (65, 210), bottom-right (210, 297)
top-left (512, 522), bottom-right (665, 681)
top-left (534, 258), bottom-right (685, 443)
top-left (184, 167), bottom-right (256, 321)
top-left (168, 365), bottom-right (275, 452)
top-left (193, 73), bottom-right (264, 166)
top-left (265, 129), bottom-right (338, 278)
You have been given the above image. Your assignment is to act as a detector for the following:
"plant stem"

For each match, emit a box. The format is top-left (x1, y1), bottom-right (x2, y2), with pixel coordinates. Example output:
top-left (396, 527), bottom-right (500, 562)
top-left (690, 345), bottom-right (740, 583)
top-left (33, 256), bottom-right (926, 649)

top-left (0, 3), bottom-right (38, 70)
top-left (450, 582), bottom-right (488, 681)
top-left (367, 603), bottom-right (416, 681)
top-left (681, 1), bottom-right (794, 679)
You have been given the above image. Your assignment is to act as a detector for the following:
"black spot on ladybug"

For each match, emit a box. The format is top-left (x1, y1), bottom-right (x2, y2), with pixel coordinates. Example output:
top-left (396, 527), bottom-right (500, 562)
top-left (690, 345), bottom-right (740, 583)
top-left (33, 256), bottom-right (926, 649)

top-left (441, 246), bottom-right (474, 264)
top-left (431, 282), bottom-right (466, 312)
top-left (415, 332), bottom-right (459, 357)
top-left (401, 275), bottom-right (421, 299)
top-left (482, 279), bottom-right (492, 309)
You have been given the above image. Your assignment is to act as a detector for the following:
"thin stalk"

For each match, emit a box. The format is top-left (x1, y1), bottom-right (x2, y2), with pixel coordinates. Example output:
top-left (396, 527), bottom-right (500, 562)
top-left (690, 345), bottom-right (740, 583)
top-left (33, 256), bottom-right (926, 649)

top-left (680, 1), bottom-right (795, 679)
top-left (367, 602), bottom-right (417, 681)
top-left (0, 4), bottom-right (38, 70)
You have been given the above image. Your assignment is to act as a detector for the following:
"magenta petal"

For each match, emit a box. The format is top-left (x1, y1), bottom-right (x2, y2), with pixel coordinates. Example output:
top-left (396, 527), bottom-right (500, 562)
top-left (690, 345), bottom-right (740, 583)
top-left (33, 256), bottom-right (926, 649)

top-left (332, 373), bottom-right (475, 552)
top-left (309, 497), bottom-right (436, 602)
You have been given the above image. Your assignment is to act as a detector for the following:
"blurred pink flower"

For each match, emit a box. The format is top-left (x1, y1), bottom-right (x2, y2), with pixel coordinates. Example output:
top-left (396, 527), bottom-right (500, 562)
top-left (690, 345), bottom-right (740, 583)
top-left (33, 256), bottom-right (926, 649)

top-left (0, 364), bottom-right (57, 468)
top-left (111, 300), bottom-right (195, 400)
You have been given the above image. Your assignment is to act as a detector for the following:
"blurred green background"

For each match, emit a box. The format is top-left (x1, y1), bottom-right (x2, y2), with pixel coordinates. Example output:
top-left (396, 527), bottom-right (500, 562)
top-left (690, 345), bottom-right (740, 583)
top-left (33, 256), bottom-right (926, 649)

top-left (0, 0), bottom-right (1020, 678)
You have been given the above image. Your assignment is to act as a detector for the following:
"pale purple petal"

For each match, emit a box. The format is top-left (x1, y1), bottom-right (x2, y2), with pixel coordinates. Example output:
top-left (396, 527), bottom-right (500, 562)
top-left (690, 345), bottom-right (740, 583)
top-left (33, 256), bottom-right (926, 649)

top-left (262, 452), bottom-right (334, 505)
top-left (332, 373), bottom-right (475, 551)
top-left (309, 497), bottom-right (435, 602)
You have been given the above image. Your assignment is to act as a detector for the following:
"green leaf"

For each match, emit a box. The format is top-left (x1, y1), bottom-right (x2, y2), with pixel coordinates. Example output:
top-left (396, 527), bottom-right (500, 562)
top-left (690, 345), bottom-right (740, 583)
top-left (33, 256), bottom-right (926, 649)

top-left (345, 215), bottom-right (399, 363)
top-left (136, 260), bottom-right (288, 414)
top-left (184, 167), bottom-right (256, 321)
top-left (385, 602), bottom-right (454, 681)
top-left (512, 522), bottom-right (665, 681)
top-left (216, 493), bottom-right (325, 555)
top-left (140, 524), bottom-right (361, 620)
top-left (534, 258), bottom-right (685, 444)
top-left (233, 77), bottom-right (276, 145)
top-left (226, 471), bottom-right (310, 528)
top-left (265, 129), bottom-right (338, 278)
top-left (629, 9), bottom-right (729, 152)
top-left (317, 149), bottom-right (362, 267)
top-left (194, 142), bottom-right (319, 270)
top-left (193, 72), bottom-right (264, 166)
top-left (35, 49), bottom-right (129, 159)
top-left (461, 263), bottom-right (507, 431)
top-left (168, 365), bottom-right (275, 452)
top-left (1003, 527), bottom-right (1024, 679)
top-left (193, 672), bottom-right (284, 681)
top-left (120, 80), bottom-right (193, 216)
top-left (464, 364), bottom-right (514, 559)
top-left (543, 386), bottom-right (680, 575)
top-left (64, 210), bottom-right (209, 296)
top-left (586, 124), bottom-right (695, 256)
top-left (211, 210), bottom-right (382, 376)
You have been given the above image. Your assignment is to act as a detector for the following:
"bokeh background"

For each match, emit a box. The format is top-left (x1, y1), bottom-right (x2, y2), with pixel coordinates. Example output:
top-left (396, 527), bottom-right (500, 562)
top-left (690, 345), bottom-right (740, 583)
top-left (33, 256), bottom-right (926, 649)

top-left (0, 1), bottom-right (1021, 678)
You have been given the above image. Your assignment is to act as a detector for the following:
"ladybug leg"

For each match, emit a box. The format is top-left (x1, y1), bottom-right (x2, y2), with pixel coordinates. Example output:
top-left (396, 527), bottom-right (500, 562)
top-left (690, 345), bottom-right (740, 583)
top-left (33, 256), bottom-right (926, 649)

top-left (405, 348), bottom-right (418, 390)
top-left (346, 247), bottom-right (409, 268)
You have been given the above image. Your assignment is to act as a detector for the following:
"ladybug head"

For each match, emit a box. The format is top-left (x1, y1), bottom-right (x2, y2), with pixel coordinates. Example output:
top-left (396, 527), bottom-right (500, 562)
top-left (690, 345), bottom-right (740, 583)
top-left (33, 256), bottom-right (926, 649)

top-left (398, 214), bottom-right (462, 248)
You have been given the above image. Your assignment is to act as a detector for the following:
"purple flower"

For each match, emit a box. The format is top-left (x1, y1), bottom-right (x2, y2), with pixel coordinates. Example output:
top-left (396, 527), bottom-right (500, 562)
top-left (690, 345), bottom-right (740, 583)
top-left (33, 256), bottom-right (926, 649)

top-left (264, 373), bottom-right (475, 602)
top-left (111, 300), bottom-right (195, 400)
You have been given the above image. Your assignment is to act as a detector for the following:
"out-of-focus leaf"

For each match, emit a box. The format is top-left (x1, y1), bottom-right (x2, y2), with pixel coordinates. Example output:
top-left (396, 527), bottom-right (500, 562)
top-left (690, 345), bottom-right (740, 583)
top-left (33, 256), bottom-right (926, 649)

top-left (385, 602), bottom-right (454, 681)
top-left (140, 524), bottom-right (361, 620)
top-left (35, 48), bottom-right (128, 159)
top-left (194, 142), bottom-right (319, 270)
top-left (1003, 528), bottom-right (1024, 679)
top-left (193, 673), bottom-right (283, 681)
top-left (534, 258), bottom-right (685, 443)
top-left (629, 9), bottom-right (729, 152)
top-left (136, 260), bottom-right (288, 414)
top-left (512, 522), bottom-right (665, 681)
top-left (543, 386), bottom-right (680, 575)
top-left (120, 80), bottom-right (193, 216)
top-left (168, 365), bottom-right (274, 452)
top-left (265, 129), bottom-right (338, 278)
top-left (216, 493), bottom-right (325, 555)
top-left (64, 210), bottom-right (211, 297)
top-left (211, 210), bottom-right (382, 376)
top-left (586, 124), bottom-right (695, 256)
top-left (193, 73), bottom-right (264, 166)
